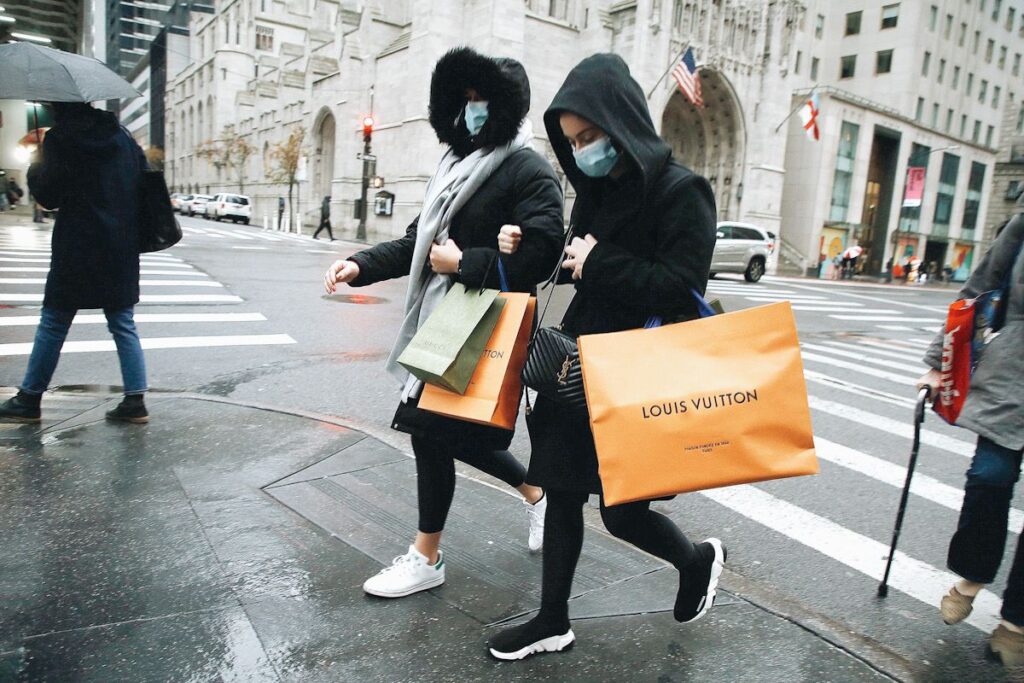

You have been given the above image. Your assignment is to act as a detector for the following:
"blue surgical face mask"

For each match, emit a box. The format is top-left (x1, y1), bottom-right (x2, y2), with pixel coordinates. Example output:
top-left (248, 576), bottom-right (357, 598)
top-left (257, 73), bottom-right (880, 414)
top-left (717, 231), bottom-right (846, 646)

top-left (464, 101), bottom-right (489, 136)
top-left (573, 136), bottom-right (619, 178)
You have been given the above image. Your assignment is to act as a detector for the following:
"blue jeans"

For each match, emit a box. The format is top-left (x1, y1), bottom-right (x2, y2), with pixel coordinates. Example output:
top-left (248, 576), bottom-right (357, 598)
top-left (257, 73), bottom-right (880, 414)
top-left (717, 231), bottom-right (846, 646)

top-left (948, 436), bottom-right (1024, 626)
top-left (20, 306), bottom-right (148, 395)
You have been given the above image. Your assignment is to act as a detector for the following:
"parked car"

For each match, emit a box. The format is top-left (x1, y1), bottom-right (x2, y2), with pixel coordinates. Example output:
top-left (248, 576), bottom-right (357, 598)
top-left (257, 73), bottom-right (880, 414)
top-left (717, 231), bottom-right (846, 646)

top-left (185, 194), bottom-right (213, 217)
top-left (710, 221), bottom-right (776, 283)
top-left (173, 193), bottom-right (193, 213)
top-left (208, 193), bottom-right (252, 224)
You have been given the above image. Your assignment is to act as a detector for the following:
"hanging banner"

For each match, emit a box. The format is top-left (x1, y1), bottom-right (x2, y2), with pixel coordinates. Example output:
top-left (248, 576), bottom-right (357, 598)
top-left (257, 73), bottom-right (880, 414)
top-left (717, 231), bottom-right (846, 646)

top-left (902, 167), bottom-right (926, 208)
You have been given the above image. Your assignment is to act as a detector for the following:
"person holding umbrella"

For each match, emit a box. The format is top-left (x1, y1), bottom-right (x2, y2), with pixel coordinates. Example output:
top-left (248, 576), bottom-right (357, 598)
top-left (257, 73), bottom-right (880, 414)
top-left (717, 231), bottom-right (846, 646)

top-left (0, 44), bottom-right (152, 424)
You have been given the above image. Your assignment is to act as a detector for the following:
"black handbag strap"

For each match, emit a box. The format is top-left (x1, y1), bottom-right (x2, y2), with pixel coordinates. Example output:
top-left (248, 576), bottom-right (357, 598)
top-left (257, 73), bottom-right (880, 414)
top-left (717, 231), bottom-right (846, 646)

top-left (530, 225), bottom-right (575, 342)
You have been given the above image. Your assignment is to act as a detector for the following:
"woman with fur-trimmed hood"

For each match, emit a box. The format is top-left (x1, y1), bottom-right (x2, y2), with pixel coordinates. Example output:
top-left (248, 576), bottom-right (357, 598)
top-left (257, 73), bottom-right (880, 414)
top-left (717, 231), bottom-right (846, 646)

top-left (324, 48), bottom-right (564, 599)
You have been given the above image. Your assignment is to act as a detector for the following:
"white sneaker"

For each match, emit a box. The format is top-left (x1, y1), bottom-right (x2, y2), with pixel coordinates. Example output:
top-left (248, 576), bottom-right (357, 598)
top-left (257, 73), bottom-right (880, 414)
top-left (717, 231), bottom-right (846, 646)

top-left (525, 494), bottom-right (547, 553)
top-left (362, 545), bottom-right (445, 598)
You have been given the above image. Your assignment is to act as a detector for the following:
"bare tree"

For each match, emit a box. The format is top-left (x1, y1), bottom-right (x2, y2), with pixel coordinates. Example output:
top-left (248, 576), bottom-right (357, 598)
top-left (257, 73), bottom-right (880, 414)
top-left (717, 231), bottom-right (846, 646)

top-left (268, 125), bottom-right (306, 224)
top-left (229, 134), bottom-right (256, 194)
top-left (196, 125), bottom-right (256, 193)
top-left (144, 146), bottom-right (165, 171)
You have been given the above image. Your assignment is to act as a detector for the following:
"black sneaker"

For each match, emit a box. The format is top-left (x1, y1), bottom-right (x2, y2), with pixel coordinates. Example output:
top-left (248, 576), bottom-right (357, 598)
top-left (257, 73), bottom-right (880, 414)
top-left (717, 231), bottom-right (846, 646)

top-left (488, 615), bottom-right (575, 661)
top-left (105, 396), bottom-right (149, 424)
top-left (0, 392), bottom-right (42, 423)
top-left (674, 538), bottom-right (727, 624)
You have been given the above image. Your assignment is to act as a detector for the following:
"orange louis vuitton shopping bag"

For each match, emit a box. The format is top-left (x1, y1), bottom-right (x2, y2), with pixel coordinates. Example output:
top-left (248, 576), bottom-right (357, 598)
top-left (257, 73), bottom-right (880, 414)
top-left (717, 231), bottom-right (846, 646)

top-left (578, 301), bottom-right (818, 506)
top-left (419, 292), bottom-right (535, 430)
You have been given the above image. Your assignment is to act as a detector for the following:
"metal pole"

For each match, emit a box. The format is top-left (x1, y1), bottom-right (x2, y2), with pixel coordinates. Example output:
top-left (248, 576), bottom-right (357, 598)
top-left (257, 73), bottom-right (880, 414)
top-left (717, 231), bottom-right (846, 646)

top-left (357, 135), bottom-right (370, 241)
top-left (646, 42), bottom-right (690, 101)
top-left (775, 84), bottom-right (820, 134)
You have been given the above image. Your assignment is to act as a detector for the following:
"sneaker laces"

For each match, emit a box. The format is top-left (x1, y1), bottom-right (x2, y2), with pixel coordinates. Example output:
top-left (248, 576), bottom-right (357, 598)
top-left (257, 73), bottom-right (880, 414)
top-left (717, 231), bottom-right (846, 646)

top-left (376, 551), bottom-right (420, 578)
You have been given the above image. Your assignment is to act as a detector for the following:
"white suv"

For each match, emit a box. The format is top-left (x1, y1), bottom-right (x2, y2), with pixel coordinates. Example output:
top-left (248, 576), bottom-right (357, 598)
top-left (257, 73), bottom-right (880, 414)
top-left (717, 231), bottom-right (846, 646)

top-left (710, 222), bottom-right (776, 283)
top-left (209, 193), bottom-right (252, 224)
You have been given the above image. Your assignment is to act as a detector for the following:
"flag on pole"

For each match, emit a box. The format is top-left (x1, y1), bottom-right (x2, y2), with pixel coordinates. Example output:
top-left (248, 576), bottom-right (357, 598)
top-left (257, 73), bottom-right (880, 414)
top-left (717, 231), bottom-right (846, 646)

top-left (799, 93), bottom-right (820, 141)
top-left (671, 48), bottom-right (703, 107)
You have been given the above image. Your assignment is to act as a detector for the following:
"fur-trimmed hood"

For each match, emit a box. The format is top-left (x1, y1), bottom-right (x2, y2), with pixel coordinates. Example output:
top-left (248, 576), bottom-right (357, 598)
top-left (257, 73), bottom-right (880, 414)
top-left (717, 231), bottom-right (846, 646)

top-left (428, 47), bottom-right (531, 158)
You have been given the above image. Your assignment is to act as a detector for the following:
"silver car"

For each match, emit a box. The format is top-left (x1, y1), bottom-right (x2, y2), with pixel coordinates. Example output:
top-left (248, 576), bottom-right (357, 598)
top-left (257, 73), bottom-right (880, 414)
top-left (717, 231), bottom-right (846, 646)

top-left (709, 222), bottom-right (775, 283)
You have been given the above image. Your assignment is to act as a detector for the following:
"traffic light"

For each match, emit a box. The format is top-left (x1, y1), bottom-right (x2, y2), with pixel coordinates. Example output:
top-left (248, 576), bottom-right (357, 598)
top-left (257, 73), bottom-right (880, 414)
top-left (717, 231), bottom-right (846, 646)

top-left (362, 115), bottom-right (374, 142)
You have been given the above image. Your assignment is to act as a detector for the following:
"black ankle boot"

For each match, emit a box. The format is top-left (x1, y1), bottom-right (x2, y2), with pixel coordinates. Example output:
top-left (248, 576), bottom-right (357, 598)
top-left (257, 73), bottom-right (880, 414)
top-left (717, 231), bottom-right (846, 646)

top-left (0, 391), bottom-right (42, 423)
top-left (105, 394), bottom-right (149, 424)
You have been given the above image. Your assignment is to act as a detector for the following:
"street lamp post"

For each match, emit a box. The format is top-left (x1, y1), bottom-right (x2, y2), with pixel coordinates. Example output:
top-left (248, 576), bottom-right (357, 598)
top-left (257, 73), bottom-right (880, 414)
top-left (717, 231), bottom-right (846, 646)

top-left (357, 115), bottom-right (374, 242)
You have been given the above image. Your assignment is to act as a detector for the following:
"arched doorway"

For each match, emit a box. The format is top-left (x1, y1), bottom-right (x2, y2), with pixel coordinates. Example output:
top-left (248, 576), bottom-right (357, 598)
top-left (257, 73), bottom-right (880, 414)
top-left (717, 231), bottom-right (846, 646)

top-left (660, 68), bottom-right (745, 220)
top-left (312, 109), bottom-right (336, 201)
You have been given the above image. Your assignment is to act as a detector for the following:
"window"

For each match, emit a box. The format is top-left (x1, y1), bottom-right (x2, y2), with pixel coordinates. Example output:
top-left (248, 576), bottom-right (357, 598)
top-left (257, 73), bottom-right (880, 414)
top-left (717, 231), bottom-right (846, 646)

top-left (876, 49), bottom-right (894, 74)
top-left (961, 162), bottom-right (986, 236)
top-left (846, 11), bottom-right (862, 35)
top-left (255, 25), bottom-right (273, 51)
top-left (1009, 7), bottom-right (1017, 30)
top-left (815, 14), bottom-right (825, 38)
top-left (967, 73), bottom-right (975, 95)
top-left (986, 125), bottom-right (995, 146)
top-left (938, 58), bottom-right (946, 82)
top-left (829, 122), bottom-right (860, 222)
top-left (881, 4), bottom-right (899, 29)
top-left (931, 102), bottom-right (940, 127)
top-left (794, 50), bottom-right (802, 74)
top-left (260, 0), bottom-right (265, 11)
top-left (811, 57), bottom-right (820, 80)
top-left (221, 68), bottom-right (226, 81)
top-left (946, 108), bottom-right (954, 132)
top-left (1018, 104), bottom-right (1024, 132)
top-left (1015, 53), bottom-right (1022, 76)
top-left (959, 21), bottom-right (967, 46)
top-left (945, 13), bottom-right (953, 39)
top-left (932, 153), bottom-right (961, 232)
top-left (986, 39), bottom-right (995, 62)
top-left (916, 97), bottom-right (925, 121)
top-left (973, 30), bottom-right (981, 53)
top-left (993, 86), bottom-right (1002, 108)
top-left (973, 120), bottom-right (982, 142)
top-left (992, 0), bottom-right (1002, 21)
top-left (999, 45), bottom-right (1007, 69)
top-left (960, 114), bottom-right (968, 138)
top-left (922, 51), bottom-right (931, 76)
top-left (980, 79), bottom-right (988, 103)
top-left (953, 65), bottom-right (961, 88)
top-left (929, 5), bottom-right (938, 30)
top-left (841, 54), bottom-right (857, 78)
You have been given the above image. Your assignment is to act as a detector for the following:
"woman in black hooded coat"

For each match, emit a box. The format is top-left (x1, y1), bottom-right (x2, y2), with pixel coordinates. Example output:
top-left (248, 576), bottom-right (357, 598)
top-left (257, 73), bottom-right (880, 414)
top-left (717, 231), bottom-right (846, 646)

top-left (489, 54), bottom-right (725, 660)
top-left (323, 48), bottom-right (564, 599)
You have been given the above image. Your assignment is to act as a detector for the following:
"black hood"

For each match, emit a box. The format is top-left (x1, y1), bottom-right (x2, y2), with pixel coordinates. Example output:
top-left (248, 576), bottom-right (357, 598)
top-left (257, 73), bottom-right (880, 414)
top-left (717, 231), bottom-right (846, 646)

top-left (47, 106), bottom-right (123, 157)
top-left (429, 47), bottom-right (530, 158)
top-left (544, 53), bottom-right (671, 197)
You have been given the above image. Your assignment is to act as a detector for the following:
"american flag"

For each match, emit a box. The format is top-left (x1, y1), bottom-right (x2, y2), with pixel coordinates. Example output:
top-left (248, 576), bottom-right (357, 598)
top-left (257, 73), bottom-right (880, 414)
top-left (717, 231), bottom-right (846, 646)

top-left (671, 47), bottom-right (703, 107)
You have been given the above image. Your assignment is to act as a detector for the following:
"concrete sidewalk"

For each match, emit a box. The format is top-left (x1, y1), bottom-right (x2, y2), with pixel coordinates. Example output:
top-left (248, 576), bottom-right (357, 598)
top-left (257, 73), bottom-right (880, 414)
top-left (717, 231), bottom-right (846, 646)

top-left (0, 389), bottom-right (892, 682)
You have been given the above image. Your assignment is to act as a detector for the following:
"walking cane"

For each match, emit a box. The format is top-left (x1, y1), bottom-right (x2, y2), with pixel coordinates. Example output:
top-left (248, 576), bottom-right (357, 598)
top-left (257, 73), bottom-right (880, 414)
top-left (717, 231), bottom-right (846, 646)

top-left (878, 386), bottom-right (932, 597)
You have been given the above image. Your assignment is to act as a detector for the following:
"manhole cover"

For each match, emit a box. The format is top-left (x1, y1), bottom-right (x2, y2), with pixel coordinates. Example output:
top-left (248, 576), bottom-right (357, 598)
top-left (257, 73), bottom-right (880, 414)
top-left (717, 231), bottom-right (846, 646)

top-left (324, 294), bottom-right (389, 305)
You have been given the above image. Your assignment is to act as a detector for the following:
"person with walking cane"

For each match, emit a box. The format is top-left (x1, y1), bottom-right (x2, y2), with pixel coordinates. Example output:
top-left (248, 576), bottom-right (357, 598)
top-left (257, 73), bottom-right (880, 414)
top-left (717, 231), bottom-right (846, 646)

top-left (917, 202), bottom-right (1024, 669)
top-left (487, 54), bottom-right (724, 661)
top-left (313, 195), bottom-right (335, 240)
top-left (323, 48), bottom-right (563, 599)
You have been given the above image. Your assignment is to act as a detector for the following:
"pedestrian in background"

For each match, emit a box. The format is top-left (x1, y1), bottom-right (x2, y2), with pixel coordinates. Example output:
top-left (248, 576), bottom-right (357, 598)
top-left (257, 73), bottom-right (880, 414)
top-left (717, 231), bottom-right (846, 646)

top-left (277, 196), bottom-right (285, 230)
top-left (0, 102), bottom-right (150, 424)
top-left (488, 53), bottom-right (724, 661)
top-left (0, 171), bottom-right (10, 211)
top-left (313, 195), bottom-right (335, 240)
top-left (918, 203), bottom-right (1024, 668)
top-left (324, 48), bottom-right (563, 600)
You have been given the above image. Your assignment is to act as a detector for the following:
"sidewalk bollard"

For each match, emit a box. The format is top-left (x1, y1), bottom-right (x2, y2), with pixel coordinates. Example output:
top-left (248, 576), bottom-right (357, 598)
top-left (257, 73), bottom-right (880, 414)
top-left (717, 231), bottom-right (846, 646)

top-left (263, 214), bottom-right (269, 231)
top-left (283, 216), bottom-right (290, 234)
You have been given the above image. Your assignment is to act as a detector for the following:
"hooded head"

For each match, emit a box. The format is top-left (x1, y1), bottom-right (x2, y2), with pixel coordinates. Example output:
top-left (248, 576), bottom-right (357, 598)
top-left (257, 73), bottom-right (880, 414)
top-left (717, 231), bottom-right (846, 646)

top-left (544, 54), bottom-right (671, 197)
top-left (428, 47), bottom-right (531, 157)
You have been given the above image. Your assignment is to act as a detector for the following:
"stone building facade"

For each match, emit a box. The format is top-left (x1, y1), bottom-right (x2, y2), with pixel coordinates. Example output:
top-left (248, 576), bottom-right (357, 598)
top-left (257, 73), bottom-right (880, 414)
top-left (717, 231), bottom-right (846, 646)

top-left (163, 0), bottom-right (804, 241)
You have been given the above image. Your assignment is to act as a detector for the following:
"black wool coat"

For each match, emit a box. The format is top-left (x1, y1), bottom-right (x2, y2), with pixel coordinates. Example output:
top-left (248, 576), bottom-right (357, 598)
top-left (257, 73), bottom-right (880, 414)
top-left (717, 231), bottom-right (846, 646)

top-left (526, 53), bottom-right (718, 494)
top-left (28, 109), bottom-right (145, 311)
top-left (347, 48), bottom-right (565, 448)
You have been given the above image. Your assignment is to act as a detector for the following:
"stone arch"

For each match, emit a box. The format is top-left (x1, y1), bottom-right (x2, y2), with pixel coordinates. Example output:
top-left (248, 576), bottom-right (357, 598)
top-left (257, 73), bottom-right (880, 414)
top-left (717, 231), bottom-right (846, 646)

top-left (312, 107), bottom-right (336, 201)
top-left (659, 67), bottom-right (746, 220)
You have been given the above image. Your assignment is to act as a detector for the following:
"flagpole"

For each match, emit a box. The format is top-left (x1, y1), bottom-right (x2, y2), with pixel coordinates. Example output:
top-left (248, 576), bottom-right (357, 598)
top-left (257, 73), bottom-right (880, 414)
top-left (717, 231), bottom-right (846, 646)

top-left (646, 41), bottom-right (691, 101)
top-left (774, 83), bottom-right (821, 134)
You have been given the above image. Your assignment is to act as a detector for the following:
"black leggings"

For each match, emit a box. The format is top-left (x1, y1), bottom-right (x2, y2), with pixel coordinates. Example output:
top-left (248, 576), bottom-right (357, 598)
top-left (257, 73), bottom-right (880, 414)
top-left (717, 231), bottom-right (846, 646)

top-left (539, 489), bottom-right (698, 623)
top-left (412, 434), bottom-right (527, 534)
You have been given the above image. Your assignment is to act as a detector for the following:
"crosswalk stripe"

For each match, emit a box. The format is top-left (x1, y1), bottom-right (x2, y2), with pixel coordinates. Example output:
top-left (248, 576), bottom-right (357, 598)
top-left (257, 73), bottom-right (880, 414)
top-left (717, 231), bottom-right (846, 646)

top-left (0, 312), bottom-right (267, 326)
top-left (0, 267), bottom-right (48, 272)
top-left (242, 231), bottom-right (283, 242)
top-left (876, 325), bottom-right (916, 331)
top-left (0, 278), bottom-right (224, 287)
top-left (803, 370), bottom-right (916, 408)
top-left (701, 485), bottom-right (1001, 633)
top-left (830, 315), bottom-right (943, 323)
top-left (800, 351), bottom-right (918, 386)
top-left (0, 257), bottom-right (49, 263)
top-left (801, 343), bottom-right (925, 373)
top-left (707, 287), bottom-right (802, 297)
top-left (0, 333), bottom-right (296, 356)
top-left (819, 340), bottom-right (924, 363)
top-left (233, 246), bottom-right (268, 250)
top-left (792, 306), bottom-right (899, 313)
top-left (0, 293), bottom-right (244, 303)
top-left (203, 227), bottom-right (253, 240)
top-left (808, 395), bottom-right (975, 456)
top-left (140, 270), bottom-right (210, 276)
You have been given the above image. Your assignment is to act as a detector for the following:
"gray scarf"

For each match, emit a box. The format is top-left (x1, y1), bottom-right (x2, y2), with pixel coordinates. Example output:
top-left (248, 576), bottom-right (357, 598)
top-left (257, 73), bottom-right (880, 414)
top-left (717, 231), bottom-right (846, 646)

top-left (386, 121), bottom-right (534, 401)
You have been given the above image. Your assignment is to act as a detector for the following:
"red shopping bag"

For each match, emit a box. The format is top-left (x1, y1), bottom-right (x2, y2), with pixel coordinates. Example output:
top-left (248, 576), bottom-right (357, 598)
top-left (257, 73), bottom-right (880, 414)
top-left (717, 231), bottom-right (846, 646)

top-left (934, 300), bottom-right (974, 424)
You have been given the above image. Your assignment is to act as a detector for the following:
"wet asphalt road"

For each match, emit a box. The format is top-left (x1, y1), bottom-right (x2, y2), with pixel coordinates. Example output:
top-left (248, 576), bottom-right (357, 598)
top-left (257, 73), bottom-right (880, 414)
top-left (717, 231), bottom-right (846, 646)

top-left (1, 215), bottom-right (1013, 681)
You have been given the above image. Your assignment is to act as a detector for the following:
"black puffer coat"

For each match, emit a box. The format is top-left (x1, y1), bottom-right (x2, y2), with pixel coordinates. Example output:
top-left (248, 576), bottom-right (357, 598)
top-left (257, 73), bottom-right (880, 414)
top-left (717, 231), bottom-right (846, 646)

top-left (28, 106), bottom-right (145, 311)
top-left (526, 54), bottom-right (718, 494)
top-left (347, 47), bottom-right (564, 448)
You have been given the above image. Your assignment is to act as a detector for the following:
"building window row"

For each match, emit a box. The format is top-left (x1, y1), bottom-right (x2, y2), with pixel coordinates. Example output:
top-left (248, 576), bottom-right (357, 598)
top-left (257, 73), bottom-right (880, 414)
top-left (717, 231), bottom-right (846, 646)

top-left (843, 5), bottom-right (898, 36)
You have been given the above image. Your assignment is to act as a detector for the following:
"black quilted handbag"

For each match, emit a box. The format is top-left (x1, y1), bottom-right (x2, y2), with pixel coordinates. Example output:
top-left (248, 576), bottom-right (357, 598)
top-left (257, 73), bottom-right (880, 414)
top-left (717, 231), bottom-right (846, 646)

top-left (521, 228), bottom-right (588, 411)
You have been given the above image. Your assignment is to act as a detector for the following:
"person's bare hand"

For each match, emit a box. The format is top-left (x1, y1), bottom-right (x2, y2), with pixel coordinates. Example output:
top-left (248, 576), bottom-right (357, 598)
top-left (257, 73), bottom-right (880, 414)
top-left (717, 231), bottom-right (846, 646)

top-left (498, 225), bottom-right (522, 255)
top-left (562, 234), bottom-right (598, 280)
top-left (430, 239), bottom-right (462, 274)
top-left (916, 368), bottom-right (940, 399)
top-left (324, 259), bottom-right (360, 294)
